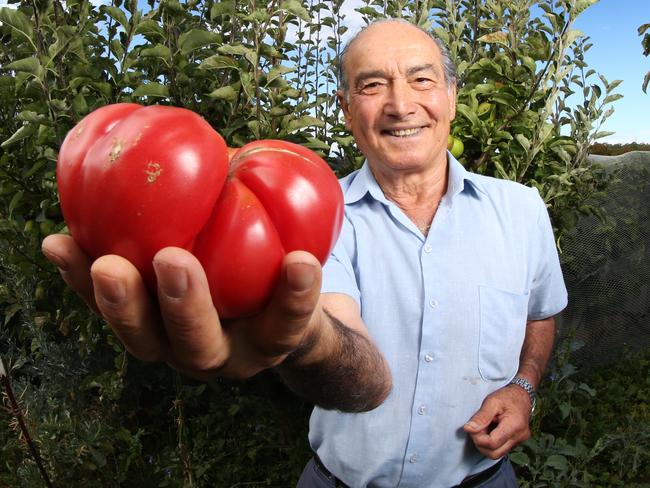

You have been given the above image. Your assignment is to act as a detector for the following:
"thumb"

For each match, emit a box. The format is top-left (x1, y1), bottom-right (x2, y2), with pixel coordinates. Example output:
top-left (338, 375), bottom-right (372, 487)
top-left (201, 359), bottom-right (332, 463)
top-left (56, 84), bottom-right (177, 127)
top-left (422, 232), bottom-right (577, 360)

top-left (464, 405), bottom-right (497, 434)
top-left (254, 251), bottom-right (322, 356)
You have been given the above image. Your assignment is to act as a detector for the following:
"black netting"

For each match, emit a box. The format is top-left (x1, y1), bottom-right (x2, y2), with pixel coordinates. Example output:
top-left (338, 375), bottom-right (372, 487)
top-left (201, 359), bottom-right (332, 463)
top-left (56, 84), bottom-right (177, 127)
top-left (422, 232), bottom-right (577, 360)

top-left (557, 151), bottom-right (650, 367)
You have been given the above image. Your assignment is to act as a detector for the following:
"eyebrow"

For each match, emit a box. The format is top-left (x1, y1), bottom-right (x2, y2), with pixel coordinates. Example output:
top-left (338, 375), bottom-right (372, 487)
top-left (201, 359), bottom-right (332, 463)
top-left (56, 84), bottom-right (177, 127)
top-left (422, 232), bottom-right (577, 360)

top-left (353, 63), bottom-right (439, 87)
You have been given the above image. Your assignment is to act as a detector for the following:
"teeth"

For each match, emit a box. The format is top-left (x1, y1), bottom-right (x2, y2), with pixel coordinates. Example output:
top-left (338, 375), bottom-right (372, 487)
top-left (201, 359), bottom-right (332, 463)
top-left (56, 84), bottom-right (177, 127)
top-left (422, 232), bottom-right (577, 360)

top-left (388, 128), bottom-right (420, 137)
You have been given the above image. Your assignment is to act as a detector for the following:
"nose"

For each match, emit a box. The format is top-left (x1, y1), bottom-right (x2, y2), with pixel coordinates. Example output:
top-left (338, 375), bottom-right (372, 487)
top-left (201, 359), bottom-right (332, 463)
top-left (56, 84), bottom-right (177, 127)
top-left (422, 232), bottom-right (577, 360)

top-left (384, 79), bottom-right (417, 118)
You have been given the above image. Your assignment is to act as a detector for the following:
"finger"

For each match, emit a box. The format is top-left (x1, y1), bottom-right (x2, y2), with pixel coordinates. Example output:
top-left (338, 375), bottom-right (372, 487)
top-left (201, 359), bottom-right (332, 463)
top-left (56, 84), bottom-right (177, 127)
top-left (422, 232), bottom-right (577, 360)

top-left (153, 247), bottom-right (228, 375)
top-left (469, 417), bottom-right (530, 456)
top-left (42, 234), bottom-right (98, 313)
top-left (91, 254), bottom-right (168, 362)
top-left (254, 251), bottom-right (322, 358)
top-left (476, 438), bottom-right (517, 460)
top-left (464, 405), bottom-right (498, 434)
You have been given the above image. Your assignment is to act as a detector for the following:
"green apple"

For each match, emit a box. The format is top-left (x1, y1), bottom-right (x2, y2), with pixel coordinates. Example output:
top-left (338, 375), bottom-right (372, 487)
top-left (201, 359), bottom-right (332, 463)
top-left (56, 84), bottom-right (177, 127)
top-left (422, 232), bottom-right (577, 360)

top-left (447, 135), bottom-right (464, 158)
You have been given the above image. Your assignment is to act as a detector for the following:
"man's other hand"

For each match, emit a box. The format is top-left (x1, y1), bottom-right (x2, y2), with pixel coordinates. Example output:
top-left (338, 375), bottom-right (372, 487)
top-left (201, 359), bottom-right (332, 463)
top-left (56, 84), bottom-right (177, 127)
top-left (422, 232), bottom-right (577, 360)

top-left (462, 383), bottom-right (532, 459)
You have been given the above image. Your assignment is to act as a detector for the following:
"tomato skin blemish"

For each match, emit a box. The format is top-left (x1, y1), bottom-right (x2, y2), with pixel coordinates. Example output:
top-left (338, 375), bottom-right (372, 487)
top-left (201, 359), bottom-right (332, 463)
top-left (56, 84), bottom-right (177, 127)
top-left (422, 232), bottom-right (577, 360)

top-left (109, 138), bottom-right (125, 162)
top-left (145, 161), bottom-right (162, 184)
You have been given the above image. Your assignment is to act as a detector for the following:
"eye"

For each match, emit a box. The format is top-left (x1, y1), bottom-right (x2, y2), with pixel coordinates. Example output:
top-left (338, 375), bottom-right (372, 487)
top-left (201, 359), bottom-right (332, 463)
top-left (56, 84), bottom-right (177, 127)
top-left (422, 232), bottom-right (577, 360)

top-left (413, 77), bottom-right (435, 88)
top-left (359, 81), bottom-right (385, 95)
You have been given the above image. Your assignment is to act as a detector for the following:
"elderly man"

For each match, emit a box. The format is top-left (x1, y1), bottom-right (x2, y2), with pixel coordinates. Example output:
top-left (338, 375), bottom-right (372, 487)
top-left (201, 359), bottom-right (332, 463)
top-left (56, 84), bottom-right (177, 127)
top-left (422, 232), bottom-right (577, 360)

top-left (42, 18), bottom-right (566, 488)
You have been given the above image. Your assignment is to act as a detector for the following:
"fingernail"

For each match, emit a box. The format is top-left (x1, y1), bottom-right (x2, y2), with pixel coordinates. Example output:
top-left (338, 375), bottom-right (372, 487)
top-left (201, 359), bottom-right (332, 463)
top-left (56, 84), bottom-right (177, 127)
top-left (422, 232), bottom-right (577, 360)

top-left (465, 421), bottom-right (478, 430)
top-left (96, 275), bottom-right (126, 305)
top-left (42, 248), bottom-right (69, 271)
top-left (154, 261), bottom-right (188, 298)
top-left (286, 262), bottom-right (316, 292)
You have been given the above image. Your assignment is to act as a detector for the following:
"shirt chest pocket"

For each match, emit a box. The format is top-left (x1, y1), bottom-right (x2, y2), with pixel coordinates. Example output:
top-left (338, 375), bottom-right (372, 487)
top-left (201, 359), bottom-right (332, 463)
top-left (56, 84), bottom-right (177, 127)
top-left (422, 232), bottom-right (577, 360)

top-left (478, 285), bottom-right (530, 381)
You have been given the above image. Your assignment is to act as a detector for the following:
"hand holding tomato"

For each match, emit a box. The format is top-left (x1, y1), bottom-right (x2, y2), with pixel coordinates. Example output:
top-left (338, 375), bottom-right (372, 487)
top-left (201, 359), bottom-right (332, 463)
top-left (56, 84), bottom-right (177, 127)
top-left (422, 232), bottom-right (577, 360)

top-left (42, 235), bottom-right (325, 378)
top-left (43, 103), bottom-right (345, 379)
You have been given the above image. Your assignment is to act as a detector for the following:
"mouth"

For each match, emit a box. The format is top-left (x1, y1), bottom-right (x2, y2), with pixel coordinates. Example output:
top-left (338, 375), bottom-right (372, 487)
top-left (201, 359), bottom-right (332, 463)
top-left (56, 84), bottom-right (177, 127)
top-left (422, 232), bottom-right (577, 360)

top-left (383, 127), bottom-right (426, 137)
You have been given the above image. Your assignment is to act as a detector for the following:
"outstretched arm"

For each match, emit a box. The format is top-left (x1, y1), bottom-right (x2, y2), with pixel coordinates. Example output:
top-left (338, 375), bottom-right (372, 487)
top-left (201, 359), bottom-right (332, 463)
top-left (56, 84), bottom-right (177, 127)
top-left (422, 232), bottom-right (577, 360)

top-left (42, 234), bottom-right (391, 412)
top-left (278, 293), bottom-right (392, 412)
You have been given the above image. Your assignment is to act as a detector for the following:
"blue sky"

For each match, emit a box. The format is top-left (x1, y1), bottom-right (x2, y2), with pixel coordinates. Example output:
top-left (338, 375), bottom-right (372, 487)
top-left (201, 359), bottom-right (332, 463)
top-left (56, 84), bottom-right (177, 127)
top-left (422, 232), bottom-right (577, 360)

top-left (573, 0), bottom-right (649, 143)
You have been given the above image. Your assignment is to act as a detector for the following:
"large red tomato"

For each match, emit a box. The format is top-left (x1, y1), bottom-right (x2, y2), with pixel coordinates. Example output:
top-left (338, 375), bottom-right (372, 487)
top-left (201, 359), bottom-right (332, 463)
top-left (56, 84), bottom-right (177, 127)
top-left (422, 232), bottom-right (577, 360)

top-left (57, 103), bottom-right (344, 318)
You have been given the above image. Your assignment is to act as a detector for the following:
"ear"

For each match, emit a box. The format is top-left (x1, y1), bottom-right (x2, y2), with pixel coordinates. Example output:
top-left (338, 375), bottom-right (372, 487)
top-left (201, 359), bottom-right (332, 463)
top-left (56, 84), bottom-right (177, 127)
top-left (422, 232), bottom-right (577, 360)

top-left (448, 84), bottom-right (457, 121)
top-left (337, 90), bottom-right (353, 130)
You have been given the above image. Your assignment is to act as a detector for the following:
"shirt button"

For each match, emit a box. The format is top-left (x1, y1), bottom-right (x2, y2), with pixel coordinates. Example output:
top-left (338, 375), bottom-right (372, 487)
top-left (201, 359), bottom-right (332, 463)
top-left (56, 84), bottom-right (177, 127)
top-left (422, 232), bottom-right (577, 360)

top-left (417, 405), bottom-right (427, 415)
top-left (409, 454), bottom-right (419, 463)
top-left (424, 353), bottom-right (434, 362)
top-left (429, 299), bottom-right (438, 309)
top-left (424, 244), bottom-right (433, 253)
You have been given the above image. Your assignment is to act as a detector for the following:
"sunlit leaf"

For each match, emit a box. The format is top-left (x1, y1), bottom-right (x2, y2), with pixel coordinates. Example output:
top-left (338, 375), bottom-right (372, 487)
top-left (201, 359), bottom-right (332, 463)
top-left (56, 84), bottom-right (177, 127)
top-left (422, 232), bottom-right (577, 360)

top-left (0, 7), bottom-right (35, 50)
top-left (206, 85), bottom-right (238, 102)
top-left (100, 5), bottom-right (129, 28)
top-left (478, 31), bottom-right (508, 47)
top-left (178, 29), bottom-right (221, 55)
top-left (132, 83), bottom-right (169, 98)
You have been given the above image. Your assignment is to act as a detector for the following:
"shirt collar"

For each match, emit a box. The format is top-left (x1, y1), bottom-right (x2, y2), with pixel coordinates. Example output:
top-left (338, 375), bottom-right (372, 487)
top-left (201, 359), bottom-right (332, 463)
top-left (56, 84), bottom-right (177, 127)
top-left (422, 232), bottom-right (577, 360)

top-left (343, 152), bottom-right (487, 205)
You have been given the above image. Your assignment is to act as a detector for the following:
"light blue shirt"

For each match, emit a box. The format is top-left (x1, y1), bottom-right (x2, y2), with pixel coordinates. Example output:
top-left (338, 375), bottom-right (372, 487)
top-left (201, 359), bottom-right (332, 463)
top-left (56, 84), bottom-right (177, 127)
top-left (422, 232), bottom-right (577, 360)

top-left (310, 154), bottom-right (568, 488)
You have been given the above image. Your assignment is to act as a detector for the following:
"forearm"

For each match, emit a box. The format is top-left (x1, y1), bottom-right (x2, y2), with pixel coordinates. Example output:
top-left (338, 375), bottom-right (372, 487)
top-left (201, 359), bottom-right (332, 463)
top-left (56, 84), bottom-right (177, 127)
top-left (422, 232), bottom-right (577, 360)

top-left (277, 308), bottom-right (392, 412)
top-left (516, 317), bottom-right (556, 389)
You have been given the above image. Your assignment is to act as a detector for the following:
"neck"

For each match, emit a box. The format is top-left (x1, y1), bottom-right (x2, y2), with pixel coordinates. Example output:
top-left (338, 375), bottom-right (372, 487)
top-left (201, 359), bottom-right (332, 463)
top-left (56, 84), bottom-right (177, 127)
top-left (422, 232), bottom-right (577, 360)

top-left (372, 160), bottom-right (448, 236)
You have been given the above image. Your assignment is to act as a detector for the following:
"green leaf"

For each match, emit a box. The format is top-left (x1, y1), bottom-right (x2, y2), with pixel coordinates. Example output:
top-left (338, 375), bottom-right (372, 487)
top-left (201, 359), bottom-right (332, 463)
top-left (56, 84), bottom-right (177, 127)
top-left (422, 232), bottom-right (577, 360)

top-left (571, 0), bottom-right (598, 21)
top-left (8, 190), bottom-right (23, 218)
top-left (100, 5), bottom-right (129, 28)
top-left (545, 454), bottom-right (568, 470)
top-left (178, 29), bottom-right (220, 55)
top-left (134, 19), bottom-right (165, 40)
top-left (643, 72), bottom-right (650, 93)
top-left (478, 31), bottom-right (508, 47)
top-left (0, 7), bottom-right (35, 51)
top-left (72, 93), bottom-right (89, 115)
top-left (493, 159), bottom-right (510, 180)
top-left (607, 79), bottom-right (623, 92)
top-left (200, 55), bottom-right (240, 70)
top-left (132, 82), bottom-right (169, 98)
top-left (508, 450), bottom-right (530, 466)
top-left (455, 103), bottom-right (481, 128)
top-left (303, 137), bottom-right (331, 151)
top-left (280, 0), bottom-right (310, 21)
top-left (90, 81), bottom-right (113, 99)
top-left (286, 115), bottom-right (325, 133)
top-left (265, 65), bottom-right (294, 86)
top-left (515, 134), bottom-right (530, 153)
top-left (1, 124), bottom-right (37, 148)
top-left (565, 29), bottom-right (583, 46)
top-left (218, 44), bottom-right (252, 57)
top-left (491, 92), bottom-right (517, 108)
top-left (603, 93), bottom-right (623, 104)
top-left (639, 23), bottom-right (650, 35)
top-left (592, 131), bottom-right (614, 140)
top-left (5, 57), bottom-right (42, 77)
top-left (211, 0), bottom-right (235, 18)
top-left (17, 111), bottom-right (50, 125)
top-left (140, 44), bottom-right (171, 59)
top-left (206, 85), bottom-right (238, 102)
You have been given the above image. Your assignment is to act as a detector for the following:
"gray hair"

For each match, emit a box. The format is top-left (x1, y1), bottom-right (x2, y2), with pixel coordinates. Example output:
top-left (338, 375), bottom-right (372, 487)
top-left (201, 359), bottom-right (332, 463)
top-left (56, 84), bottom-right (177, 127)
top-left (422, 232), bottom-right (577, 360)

top-left (337, 18), bottom-right (457, 101)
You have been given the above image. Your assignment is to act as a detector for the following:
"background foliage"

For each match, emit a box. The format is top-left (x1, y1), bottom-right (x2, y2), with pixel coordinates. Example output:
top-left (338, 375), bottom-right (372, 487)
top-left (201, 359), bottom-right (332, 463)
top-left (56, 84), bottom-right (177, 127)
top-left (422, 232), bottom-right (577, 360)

top-left (1, 0), bottom-right (647, 486)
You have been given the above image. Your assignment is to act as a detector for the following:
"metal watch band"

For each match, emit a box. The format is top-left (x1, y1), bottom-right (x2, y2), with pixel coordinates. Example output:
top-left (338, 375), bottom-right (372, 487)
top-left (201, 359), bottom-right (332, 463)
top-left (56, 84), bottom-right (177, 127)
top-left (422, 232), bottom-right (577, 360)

top-left (509, 376), bottom-right (537, 413)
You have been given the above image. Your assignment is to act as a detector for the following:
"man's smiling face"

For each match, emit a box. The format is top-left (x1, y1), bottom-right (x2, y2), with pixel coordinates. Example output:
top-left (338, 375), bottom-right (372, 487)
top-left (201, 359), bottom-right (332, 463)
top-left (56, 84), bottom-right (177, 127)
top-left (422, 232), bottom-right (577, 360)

top-left (339, 22), bottom-right (456, 177)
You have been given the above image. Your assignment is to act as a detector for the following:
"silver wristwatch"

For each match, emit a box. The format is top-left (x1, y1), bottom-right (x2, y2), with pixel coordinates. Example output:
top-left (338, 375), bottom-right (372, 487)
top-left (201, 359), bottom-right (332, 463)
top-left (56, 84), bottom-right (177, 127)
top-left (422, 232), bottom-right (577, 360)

top-left (509, 376), bottom-right (536, 414)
